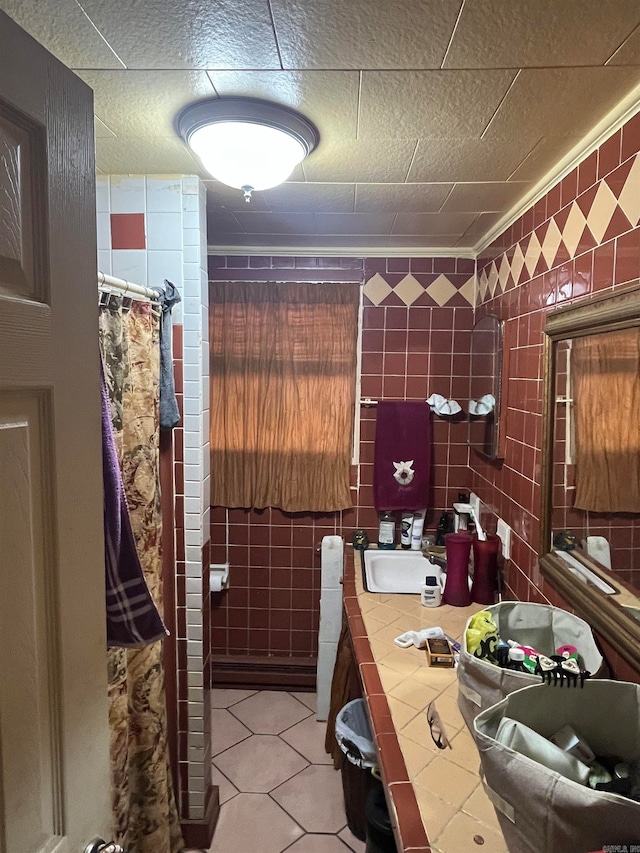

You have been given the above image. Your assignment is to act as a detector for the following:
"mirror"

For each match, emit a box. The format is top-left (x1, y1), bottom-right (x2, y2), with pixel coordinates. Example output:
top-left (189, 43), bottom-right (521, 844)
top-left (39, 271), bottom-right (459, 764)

top-left (468, 314), bottom-right (502, 459)
top-left (539, 282), bottom-right (640, 672)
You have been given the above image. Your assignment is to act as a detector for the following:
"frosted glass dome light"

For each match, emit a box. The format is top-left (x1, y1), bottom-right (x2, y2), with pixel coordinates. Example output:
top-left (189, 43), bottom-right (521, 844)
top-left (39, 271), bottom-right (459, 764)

top-left (177, 98), bottom-right (319, 202)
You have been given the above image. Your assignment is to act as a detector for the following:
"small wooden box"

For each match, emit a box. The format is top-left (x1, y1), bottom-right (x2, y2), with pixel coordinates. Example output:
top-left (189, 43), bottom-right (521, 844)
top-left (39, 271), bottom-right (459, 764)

top-left (425, 637), bottom-right (455, 668)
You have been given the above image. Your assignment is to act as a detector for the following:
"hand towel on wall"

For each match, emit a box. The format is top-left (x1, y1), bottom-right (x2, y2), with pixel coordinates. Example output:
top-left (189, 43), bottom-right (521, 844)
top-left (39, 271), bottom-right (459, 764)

top-left (102, 366), bottom-right (167, 647)
top-left (373, 401), bottom-right (432, 511)
top-left (158, 279), bottom-right (181, 431)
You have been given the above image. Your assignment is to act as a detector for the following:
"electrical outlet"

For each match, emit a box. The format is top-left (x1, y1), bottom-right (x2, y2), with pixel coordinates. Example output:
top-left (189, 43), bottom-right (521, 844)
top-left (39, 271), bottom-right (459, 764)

top-left (497, 518), bottom-right (511, 560)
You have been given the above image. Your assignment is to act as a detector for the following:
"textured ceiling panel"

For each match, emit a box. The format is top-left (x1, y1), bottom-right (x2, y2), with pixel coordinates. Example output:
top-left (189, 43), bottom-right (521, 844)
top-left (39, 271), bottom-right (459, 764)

top-left (0, 0), bottom-right (124, 67)
top-left (441, 182), bottom-right (533, 213)
top-left (95, 137), bottom-right (202, 175)
top-left (455, 212), bottom-right (503, 246)
top-left (313, 213), bottom-right (396, 235)
top-left (443, 0), bottom-right (640, 68)
top-left (261, 184), bottom-right (356, 213)
top-left (207, 70), bottom-right (359, 141)
top-left (358, 70), bottom-right (517, 138)
top-left (232, 212), bottom-right (318, 235)
top-left (407, 137), bottom-right (540, 183)
top-left (77, 70), bottom-right (215, 137)
top-left (392, 212), bottom-right (477, 236)
top-left (79, 0), bottom-right (281, 69)
top-left (607, 25), bottom-right (640, 65)
top-left (484, 67), bottom-right (640, 141)
top-left (4, 0), bottom-right (639, 253)
top-left (270, 0), bottom-right (462, 69)
top-left (354, 184), bottom-right (452, 213)
top-left (303, 139), bottom-right (418, 183)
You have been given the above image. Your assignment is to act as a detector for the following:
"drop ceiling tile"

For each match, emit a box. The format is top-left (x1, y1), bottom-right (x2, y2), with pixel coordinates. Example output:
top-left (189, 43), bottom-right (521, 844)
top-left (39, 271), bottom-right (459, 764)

top-left (207, 211), bottom-right (245, 235)
top-left (79, 0), bottom-right (281, 69)
top-left (456, 213), bottom-right (504, 248)
top-left (484, 67), bottom-right (640, 142)
top-left (441, 182), bottom-right (532, 213)
top-left (358, 70), bottom-right (517, 138)
top-left (314, 213), bottom-right (395, 235)
top-left (355, 183), bottom-right (452, 213)
top-left (507, 136), bottom-right (582, 183)
top-left (95, 136), bottom-right (203, 175)
top-left (0, 0), bottom-right (124, 68)
top-left (443, 0), bottom-right (640, 68)
top-left (407, 137), bottom-right (540, 183)
top-left (393, 212), bottom-right (479, 236)
top-left (95, 117), bottom-right (117, 139)
top-left (76, 70), bottom-right (215, 137)
top-left (304, 139), bottom-right (417, 183)
top-left (270, 0), bottom-right (462, 69)
top-left (232, 211), bottom-right (317, 235)
top-left (263, 184), bottom-right (355, 213)
top-left (207, 71), bottom-right (359, 141)
top-left (607, 25), bottom-right (640, 65)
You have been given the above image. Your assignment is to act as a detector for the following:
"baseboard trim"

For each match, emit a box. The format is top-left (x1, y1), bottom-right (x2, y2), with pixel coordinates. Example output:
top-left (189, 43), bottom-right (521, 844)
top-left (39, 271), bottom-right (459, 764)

top-left (211, 654), bottom-right (317, 691)
top-left (181, 784), bottom-right (220, 850)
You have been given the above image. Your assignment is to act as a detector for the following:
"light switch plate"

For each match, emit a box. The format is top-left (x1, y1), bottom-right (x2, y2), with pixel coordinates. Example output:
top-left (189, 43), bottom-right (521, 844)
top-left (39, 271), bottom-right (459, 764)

top-left (497, 518), bottom-right (511, 560)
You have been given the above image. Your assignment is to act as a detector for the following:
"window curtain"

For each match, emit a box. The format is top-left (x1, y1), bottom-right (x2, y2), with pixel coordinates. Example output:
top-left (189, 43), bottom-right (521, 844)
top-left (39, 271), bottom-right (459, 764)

top-left (573, 327), bottom-right (640, 513)
top-left (209, 281), bottom-right (360, 512)
top-left (99, 297), bottom-right (184, 853)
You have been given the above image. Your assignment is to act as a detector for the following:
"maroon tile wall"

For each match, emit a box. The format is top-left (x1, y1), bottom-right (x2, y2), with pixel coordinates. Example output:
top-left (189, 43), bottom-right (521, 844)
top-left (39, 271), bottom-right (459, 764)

top-left (208, 256), bottom-right (474, 657)
top-left (472, 111), bottom-right (640, 603)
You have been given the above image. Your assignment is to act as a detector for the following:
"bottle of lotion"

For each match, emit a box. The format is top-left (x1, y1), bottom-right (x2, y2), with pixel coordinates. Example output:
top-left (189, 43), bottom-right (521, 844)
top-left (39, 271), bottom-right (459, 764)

top-left (420, 576), bottom-right (442, 607)
top-left (410, 509), bottom-right (426, 550)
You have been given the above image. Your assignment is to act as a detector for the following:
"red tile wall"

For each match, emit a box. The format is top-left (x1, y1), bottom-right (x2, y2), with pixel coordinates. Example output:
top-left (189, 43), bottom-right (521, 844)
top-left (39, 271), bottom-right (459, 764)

top-left (472, 111), bottom-right (640, 603)
top-left (208, 255), bottom-right (474, 657)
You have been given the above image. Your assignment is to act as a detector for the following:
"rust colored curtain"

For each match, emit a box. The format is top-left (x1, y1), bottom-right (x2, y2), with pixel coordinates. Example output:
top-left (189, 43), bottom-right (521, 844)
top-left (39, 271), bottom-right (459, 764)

top-left (573, 327), bottom-right (640, 513)
top-left (210, 281), bottom-right (360, 512)
top-left (99, 298), bottom-right (184, 853)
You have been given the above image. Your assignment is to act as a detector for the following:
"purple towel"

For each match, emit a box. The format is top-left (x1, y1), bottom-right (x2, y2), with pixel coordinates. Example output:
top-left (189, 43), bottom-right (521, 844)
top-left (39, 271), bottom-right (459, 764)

top-left (373, 401), bottom-right (432, 511)
top-left (102, 368), bottom-right (167, 647)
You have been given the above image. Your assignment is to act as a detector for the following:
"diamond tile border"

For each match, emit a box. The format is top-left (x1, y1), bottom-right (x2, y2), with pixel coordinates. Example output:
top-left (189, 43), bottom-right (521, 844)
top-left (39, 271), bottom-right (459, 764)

top-left (364, 271), bottom-right (476, 307)
top-left (478, 152), bottom-right (640, 306)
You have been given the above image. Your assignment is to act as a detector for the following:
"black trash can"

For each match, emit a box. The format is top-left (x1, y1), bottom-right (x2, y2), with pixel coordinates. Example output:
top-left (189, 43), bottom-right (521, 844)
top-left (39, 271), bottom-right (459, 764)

top-left (335, 699), bottom-right (378, 841)
top-left (365, 780), bottom-right (397, 853)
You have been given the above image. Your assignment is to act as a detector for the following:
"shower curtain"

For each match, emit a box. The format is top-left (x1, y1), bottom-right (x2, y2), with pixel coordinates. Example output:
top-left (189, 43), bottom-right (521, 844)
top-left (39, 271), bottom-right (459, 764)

top-left (99, 296), bottom-right (184, 853)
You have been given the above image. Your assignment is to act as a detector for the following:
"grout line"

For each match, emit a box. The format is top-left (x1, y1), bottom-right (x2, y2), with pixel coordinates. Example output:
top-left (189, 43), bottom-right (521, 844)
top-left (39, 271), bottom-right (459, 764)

top-left (480, 69), bottom-right (521, 140)
top-left (439, 0), bottom-right (466, 69)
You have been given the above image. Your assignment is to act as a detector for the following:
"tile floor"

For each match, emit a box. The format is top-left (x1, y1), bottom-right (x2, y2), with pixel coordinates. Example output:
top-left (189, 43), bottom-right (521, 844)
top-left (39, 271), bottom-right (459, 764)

top-left (203, 689), bottom-right (366, 853)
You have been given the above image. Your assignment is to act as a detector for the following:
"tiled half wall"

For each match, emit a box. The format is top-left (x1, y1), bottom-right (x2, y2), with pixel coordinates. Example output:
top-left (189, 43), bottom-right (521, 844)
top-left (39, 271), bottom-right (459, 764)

top-left (471, 111), bottom-right (640, 623)
top-left (97, 175), bottom-right (213, 830)
top-left (208, 255), bottom-right (476, 660)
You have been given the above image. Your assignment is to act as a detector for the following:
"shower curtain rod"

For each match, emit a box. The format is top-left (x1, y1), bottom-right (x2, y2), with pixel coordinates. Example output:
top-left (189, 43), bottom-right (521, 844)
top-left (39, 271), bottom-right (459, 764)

top-left (98, 271), bottom-right (161, 303)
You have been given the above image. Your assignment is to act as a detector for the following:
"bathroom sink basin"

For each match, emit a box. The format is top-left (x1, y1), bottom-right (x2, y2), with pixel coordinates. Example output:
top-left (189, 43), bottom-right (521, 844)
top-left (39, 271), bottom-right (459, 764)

top-left (363, 549), bottom-right (443, 594)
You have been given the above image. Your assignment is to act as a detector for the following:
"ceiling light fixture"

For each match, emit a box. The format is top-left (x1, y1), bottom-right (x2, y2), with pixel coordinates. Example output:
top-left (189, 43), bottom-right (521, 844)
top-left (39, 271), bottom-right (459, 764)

top-left (177, 97), bottom-right (319, 203)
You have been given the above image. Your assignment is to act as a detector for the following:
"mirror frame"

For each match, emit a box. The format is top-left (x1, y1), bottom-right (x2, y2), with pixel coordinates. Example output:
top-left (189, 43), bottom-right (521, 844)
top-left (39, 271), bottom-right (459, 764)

top-left (468, 313), bottom-right (503, 460)
top-left (539, 281), bottom-right (640, 673)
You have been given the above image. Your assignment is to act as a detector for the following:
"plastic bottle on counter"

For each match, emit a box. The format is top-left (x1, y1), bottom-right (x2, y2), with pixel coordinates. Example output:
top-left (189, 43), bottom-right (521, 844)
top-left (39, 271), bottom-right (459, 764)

top-left (420, 576), bottom-right (442, 607)
top-left (377, 511), bottom-right (396, 549)
top-left (400, 512), bottom-right (414, 549)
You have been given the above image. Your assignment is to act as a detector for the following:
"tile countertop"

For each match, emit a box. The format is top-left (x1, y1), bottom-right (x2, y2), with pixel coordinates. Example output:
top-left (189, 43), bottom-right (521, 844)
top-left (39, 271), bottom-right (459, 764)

top-left (343, 547), bottom-right (509, 853)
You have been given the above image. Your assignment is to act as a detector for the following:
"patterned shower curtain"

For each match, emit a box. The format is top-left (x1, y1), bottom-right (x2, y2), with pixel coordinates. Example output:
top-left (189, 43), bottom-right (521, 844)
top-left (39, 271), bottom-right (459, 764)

top-left (99, 296), bottom-right (184, 853)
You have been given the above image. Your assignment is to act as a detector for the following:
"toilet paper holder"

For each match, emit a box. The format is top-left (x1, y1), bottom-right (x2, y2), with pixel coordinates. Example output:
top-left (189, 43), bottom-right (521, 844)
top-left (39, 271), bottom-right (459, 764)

top-left (210, 562), bottom-right (230, 592)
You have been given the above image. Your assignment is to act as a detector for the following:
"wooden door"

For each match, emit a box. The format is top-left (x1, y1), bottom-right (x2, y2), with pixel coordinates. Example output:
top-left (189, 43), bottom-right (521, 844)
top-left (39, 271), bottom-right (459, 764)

top-left (0, 10), bottom-right (112, 853)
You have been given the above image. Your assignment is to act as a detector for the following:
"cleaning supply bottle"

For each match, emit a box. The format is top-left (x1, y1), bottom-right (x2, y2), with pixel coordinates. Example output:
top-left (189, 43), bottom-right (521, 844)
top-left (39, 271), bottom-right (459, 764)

top-left (377, 511), bottom-right (396, 549)
top-left (400, 511), bottom-right (414, 549)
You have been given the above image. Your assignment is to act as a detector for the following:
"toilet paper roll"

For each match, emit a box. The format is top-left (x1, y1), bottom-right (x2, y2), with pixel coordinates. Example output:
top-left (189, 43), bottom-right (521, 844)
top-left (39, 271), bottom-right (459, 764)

top-left (210, 571), bottom-right (226, 592)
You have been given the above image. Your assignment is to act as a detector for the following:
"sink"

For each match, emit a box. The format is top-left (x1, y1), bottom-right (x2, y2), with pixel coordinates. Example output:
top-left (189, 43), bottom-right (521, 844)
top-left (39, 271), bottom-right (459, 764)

top-left (363, 549), bottom-right (443, 594)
